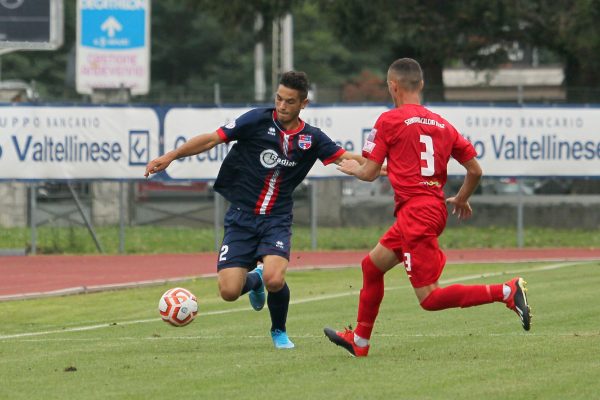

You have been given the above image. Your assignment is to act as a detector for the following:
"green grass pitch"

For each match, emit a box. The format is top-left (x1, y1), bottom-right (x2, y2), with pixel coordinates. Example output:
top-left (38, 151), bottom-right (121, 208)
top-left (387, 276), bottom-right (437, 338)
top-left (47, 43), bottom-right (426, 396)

top-left (1, 261), bottom-right (599, 399)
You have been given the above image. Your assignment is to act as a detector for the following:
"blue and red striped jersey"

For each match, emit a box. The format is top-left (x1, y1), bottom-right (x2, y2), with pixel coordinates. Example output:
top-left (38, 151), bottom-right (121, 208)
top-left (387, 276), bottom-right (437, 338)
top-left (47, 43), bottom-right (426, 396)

top-left (214, 108), bottom-right (345, 215)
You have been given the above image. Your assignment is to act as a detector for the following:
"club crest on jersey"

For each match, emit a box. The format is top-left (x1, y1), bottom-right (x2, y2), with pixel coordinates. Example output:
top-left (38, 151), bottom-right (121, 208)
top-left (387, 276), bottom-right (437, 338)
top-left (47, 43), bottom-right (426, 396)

top-left (298, 134), bottom-right (312, 150)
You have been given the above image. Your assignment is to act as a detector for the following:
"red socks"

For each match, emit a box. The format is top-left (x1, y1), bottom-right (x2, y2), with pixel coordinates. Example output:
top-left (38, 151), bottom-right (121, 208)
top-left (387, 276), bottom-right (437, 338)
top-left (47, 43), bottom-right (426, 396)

top-left (420, 284), bottom-right (504, 311)
top-left (353, 255), bottom-right (506, 338)
top-left (355, 255), bottom-right (385, 340)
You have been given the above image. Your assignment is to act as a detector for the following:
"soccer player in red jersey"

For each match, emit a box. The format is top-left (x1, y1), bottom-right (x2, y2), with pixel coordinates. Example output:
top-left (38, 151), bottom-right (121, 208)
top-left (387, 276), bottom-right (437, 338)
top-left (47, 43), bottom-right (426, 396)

top-left (324, 58), bottom-right (531, 357)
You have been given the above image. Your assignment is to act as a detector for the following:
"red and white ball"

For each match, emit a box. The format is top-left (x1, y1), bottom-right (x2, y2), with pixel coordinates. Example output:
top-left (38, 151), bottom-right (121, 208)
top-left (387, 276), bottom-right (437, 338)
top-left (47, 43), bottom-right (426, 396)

top-left (158, 287), bottom-right (198, 327)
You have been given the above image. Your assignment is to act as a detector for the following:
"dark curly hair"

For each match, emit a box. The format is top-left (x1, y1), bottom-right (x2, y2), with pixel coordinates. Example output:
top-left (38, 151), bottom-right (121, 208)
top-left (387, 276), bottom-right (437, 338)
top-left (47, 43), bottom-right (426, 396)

top-left (279, 71), bottom-right (309, 100)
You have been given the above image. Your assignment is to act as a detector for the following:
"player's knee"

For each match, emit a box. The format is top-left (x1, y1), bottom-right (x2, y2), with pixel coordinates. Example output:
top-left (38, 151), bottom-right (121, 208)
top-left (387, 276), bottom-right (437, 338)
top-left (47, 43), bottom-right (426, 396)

top-left (219, 287), bottom-right (240, 302)
top-left (264, 275), bottom-right (285, 292)
top-left (361, 255), bottom-right (385, 279)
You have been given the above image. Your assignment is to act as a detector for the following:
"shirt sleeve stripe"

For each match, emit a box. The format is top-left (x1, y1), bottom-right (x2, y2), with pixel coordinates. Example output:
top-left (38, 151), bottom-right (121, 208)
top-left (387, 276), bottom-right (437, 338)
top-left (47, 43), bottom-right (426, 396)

top-left (216, 128), bottom-right (229, 142)
top-left (322, 148), bottom-right (346, 165)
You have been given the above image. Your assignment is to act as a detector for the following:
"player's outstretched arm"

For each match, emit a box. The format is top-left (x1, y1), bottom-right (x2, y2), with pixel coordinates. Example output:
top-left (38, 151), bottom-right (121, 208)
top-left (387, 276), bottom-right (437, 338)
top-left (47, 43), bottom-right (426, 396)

top-left (336, 157), bottom-right (383, 182)
top-left (334, 152), bottom-right (388, 177)
top-left (446, 157), bottom-right (483, 220)
top-left (336, 151), bottom-right (367, 165)
top-left (144, 131), bottom-right (223, 177)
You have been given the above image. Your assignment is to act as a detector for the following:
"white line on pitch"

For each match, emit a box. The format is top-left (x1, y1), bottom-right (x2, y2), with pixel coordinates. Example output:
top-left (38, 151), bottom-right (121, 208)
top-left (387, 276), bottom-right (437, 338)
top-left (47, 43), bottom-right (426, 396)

top-left (11, 331), bottom-right (600, 343)
top-left (0, 261), bottom-right (589, 341)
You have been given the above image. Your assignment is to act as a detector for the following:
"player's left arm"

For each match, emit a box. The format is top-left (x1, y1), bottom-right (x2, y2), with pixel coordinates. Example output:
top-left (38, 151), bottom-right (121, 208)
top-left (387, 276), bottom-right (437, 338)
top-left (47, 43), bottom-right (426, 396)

top-left (333, 151), bottom-right (367, 165)
top-left (336, 157), bottom-right (383, 182)
top-left (446, 157), bottom-right (482, 220)
top-left (319, 133), bottom-right (386, 178)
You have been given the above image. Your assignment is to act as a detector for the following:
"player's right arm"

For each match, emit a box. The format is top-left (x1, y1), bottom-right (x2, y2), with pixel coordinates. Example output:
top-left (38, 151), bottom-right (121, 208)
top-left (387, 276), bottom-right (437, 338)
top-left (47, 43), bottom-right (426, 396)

top-left (337, 158), bottom-right (383, 182)
top-left (144, 131), bottom-right (224, 177)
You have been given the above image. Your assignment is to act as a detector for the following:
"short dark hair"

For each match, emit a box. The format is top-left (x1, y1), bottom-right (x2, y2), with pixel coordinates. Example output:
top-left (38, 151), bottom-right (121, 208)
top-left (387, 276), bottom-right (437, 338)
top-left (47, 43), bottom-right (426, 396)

top-left (388, 58), bottom-right (423, 92)
top-left (279, 71), bottom-right (309, 100)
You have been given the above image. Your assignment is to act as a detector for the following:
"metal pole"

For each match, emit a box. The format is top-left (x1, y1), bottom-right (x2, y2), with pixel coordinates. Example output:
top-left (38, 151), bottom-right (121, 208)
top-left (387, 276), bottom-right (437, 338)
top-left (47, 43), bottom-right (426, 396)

top-left (281, 13), bottom-right (293, 71)
top-left (516, 178), bottom-right (524, 248)
top-left (517, 84), bottom-right (524, 105)
top-left (271, 17), bottom-right (280, 95)
top-left (119, 181), bottom-right (125, 254)
top-left (68, 183), bottom-right (104, 253)
top-left (254, 13), bottom-right (266, 102)
top-left (30, 183), bottom-right (37, 255)
top-left (214, 82), bottom-right (221, 105)
top-left (310, 180), bottom-right (318, 250)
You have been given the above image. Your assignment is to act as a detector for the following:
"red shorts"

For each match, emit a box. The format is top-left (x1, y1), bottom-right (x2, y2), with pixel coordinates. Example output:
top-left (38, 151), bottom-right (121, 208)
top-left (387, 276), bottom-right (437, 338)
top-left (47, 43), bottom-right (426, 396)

top-left (379, 196), bottom-right (448, 288)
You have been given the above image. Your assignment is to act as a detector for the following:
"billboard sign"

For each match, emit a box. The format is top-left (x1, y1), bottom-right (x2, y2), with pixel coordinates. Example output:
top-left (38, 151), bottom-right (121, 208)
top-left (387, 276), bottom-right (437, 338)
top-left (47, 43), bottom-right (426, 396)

top-left (0, 106), bottom-right (160, 180)
top-left (430, 106), bottom-right (600, 177)
top-left (0, 0), bottom-right (63, 51)
top-left (163, 105), bottom-right (600, 180)
top-left (1, 105), bottom-right (598, 181)
top-left (76, 0), bottom-right (150, 95)
top-left (162, 107), bottom-right (387, 180)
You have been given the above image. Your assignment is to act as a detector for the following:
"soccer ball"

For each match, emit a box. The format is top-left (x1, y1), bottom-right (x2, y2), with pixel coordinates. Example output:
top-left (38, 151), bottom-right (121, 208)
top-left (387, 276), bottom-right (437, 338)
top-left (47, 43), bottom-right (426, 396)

top-left (158, 287), bottom-right (198, 327)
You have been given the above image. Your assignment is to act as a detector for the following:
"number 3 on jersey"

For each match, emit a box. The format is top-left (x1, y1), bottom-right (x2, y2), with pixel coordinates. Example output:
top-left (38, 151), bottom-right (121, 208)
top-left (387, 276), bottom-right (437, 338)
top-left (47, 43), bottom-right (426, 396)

top-left (420, 134), bottom-right (435, 176)
top-left (403, 252), bottom-right (412, 272)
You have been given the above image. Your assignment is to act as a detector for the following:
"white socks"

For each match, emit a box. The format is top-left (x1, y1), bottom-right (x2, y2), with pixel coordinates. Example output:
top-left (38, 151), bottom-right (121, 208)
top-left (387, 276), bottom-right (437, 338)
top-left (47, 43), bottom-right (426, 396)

top-left (354, 333), bottom-right (369, 347)
top-left (502, 284), bottom-right (511, 301)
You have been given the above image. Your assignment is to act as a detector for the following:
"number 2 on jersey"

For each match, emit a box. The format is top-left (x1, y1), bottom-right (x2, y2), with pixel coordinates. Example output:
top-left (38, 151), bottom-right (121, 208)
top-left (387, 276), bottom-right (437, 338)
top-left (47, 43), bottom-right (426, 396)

top-left (420, 134), bottom-right (435, 176)
top-left (219, 245), bottom-right (229, 261)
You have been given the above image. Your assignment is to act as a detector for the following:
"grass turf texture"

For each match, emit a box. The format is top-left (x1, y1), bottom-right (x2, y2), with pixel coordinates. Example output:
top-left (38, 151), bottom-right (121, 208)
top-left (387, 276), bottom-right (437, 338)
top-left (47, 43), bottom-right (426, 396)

top-left (1, 261), bottom-right (599, 399)
top-left (2, 225), bottom-right (599, 254)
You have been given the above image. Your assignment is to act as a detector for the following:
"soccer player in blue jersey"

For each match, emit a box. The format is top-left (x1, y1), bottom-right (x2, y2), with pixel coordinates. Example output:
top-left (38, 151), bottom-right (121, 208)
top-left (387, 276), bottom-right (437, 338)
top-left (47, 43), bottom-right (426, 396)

top-left (145, 71), bottom-right (366, 349)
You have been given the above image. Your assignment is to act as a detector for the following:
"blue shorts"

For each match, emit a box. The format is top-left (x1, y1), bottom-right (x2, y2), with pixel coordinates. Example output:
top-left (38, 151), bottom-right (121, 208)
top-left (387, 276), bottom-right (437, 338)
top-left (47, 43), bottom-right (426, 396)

top-left (217, 207), bottom-right (292, 271)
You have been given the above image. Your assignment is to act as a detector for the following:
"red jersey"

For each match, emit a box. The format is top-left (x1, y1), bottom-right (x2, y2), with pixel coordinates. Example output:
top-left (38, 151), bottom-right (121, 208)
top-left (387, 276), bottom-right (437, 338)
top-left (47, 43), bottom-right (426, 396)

top-left (363, 104), bottom-right (476, 209)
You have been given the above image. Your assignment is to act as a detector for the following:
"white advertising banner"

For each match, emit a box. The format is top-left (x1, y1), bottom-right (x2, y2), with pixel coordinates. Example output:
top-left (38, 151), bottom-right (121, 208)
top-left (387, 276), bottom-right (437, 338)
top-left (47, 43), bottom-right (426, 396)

top-left (163, 107), bottom-right (387, 180)
top-left (431, 106), bottom-right (600, 176)
top-left (164, 105), bottom-right (600, 180)
top-left (1, 105), bottom-right (598, 181)
top-left (0, 107), bottom-right (159, 180)
top-left (76, 0), bottom-right (151, 95)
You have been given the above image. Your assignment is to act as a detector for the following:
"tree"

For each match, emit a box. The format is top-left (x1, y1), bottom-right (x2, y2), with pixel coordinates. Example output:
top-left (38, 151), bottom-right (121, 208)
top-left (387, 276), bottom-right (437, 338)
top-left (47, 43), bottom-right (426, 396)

top-left (518, 0), bottom-right (600, 103)
top-left (148, 0), bottom-right (251, 102)
top-left (14, 0), bottom-right (598, 105)
top-left (319, 0), bottom-right (523, 101)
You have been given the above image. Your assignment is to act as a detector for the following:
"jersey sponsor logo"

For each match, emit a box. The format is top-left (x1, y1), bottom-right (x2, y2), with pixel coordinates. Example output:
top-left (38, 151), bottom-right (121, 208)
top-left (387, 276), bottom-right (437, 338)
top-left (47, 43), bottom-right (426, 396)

top-left (275, 240), bottom-right (285, 249)
top-left (225, 121), bottom-right (236, 129)
top-left (298, 134), bottom-right (312, 150)
top-left (363, 141), bottom-right (375, 153)
top-left (419, 180), bottom-right (441, 187)
top-left (259, 149), bottom-right (298, 169)
top-left (267, 127), bottom-right (276, 136)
